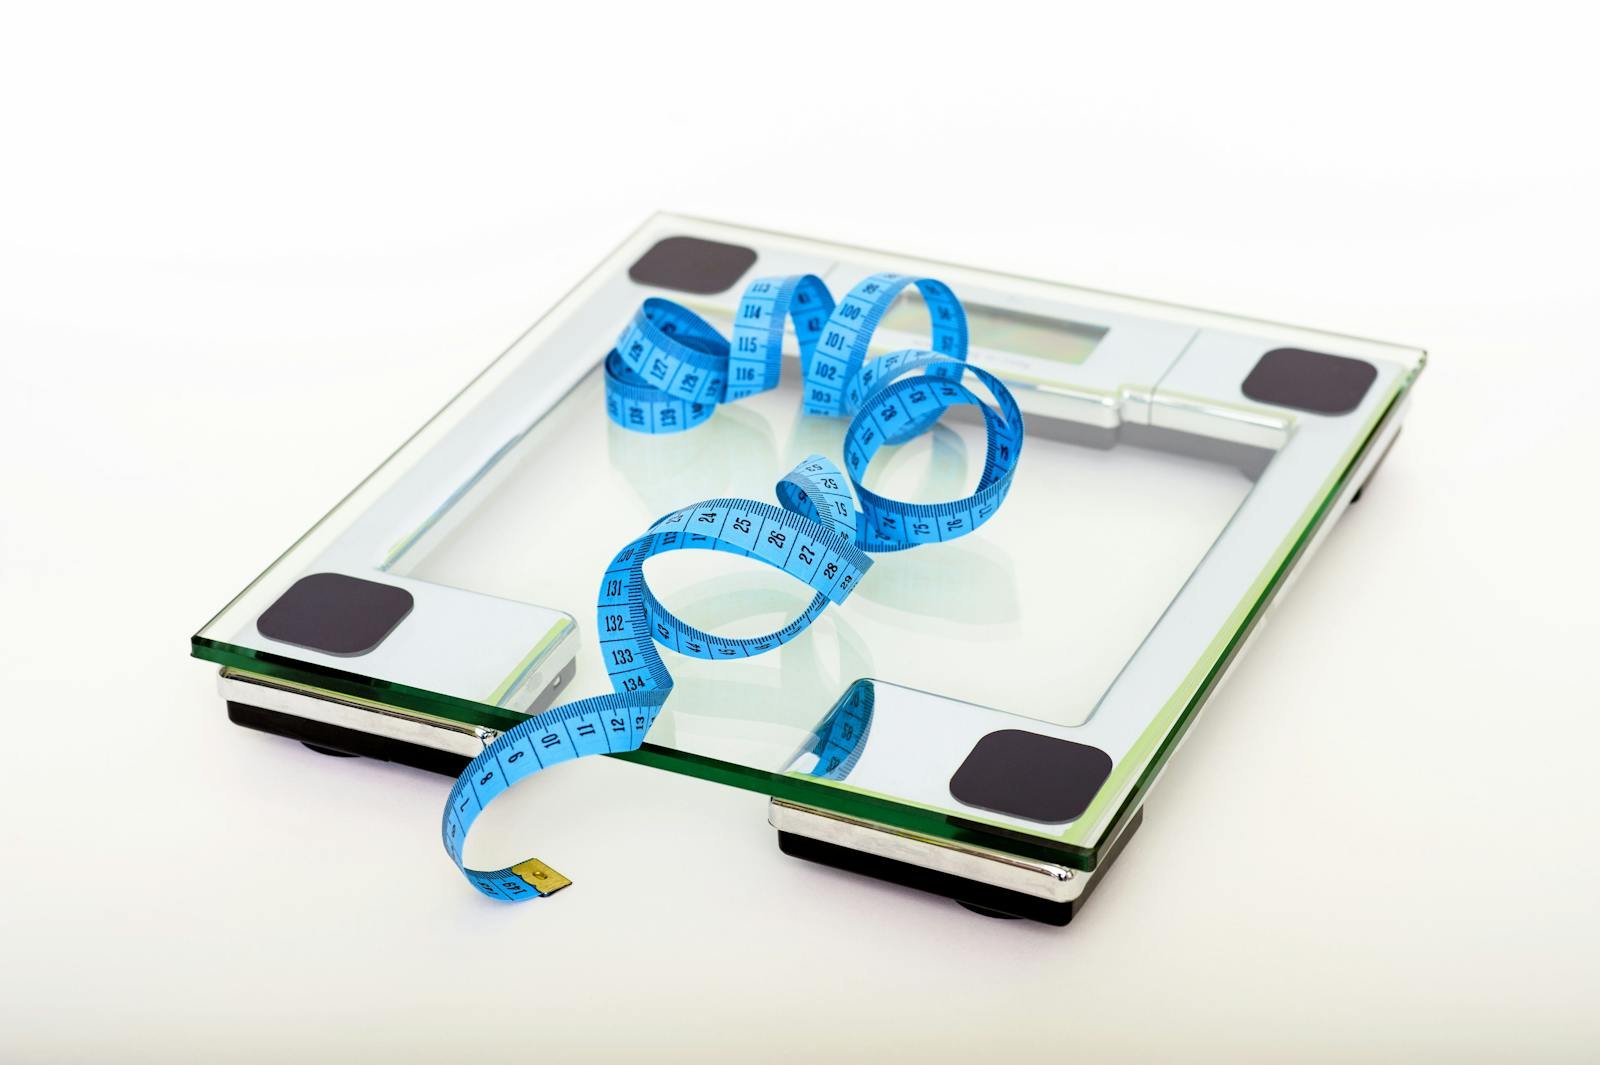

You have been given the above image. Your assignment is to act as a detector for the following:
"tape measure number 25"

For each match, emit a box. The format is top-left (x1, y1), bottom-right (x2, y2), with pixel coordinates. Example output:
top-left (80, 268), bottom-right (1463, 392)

top-left (443, 271), bottom-right (1025, 903)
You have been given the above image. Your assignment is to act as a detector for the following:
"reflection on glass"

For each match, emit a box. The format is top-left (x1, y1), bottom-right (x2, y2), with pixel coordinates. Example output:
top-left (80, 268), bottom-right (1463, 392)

top-left (881, 290), bottom-right (1107, 365)
top-left (786, 679), bottom-right (875, 781)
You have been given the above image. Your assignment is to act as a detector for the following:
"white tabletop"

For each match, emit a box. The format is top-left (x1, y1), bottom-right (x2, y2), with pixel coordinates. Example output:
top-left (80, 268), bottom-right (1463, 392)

top-left (3, 4), bottom-right (1597, 1061)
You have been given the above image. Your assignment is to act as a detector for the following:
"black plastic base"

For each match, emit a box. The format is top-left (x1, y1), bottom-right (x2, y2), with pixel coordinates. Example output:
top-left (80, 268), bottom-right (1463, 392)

top-left (777, 807), bottom-right (1142, 926)
top-left (227, 701), bottom-right (472, 777)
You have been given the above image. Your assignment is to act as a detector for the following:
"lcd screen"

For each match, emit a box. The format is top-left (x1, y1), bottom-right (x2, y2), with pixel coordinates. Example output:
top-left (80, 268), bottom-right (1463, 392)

top-left (880, 290), bottom-right (1107, 365)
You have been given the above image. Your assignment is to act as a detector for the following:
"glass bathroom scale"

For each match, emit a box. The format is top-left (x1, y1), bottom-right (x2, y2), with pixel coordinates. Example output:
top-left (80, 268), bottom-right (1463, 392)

top-left (191, 214), bottom-right (1425, 923)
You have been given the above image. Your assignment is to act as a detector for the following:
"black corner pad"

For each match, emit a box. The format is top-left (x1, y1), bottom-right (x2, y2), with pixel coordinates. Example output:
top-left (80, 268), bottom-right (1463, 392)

top-left (949, 730), bottom-right (1113, 824)
top-left (628, 236), bottom-right (758, 295)
top-left (255, 572), bottom-right (413, 657)
top-left (1241, 347), bottom-right (1378, 416)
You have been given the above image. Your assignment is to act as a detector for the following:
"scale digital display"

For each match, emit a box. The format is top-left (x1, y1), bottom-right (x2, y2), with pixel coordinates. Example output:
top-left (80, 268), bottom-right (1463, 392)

top-left (881, 290), bottom-right (1108, 365)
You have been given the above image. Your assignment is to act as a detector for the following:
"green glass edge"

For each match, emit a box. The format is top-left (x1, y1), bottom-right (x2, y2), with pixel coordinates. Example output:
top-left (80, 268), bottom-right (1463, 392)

top-left (192, 639), bottom-right (1100, 866)
top-left (192, 638), bottom-right (533, 732)
top-left (191, 371), bottom-right (1415, 873)
top-left (1054, 373), bottom-right (1413, 853)
top-left (486, 617), bottom-right (576, 706)
top-left (608, 744), bottom-right (1096, 866)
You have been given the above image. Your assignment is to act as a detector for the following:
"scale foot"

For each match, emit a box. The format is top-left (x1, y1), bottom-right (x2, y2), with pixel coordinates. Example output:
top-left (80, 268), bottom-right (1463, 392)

top-left (301, 742), bottom-right (358, 758)
top-left (775, 807), bottom-right (1143, 926)
top-left (228, 701), bottom-right (472, 777)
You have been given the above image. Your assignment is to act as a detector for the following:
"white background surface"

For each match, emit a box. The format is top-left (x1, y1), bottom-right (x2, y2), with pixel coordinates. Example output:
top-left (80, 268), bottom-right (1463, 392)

top-left (2, 3), bottom-right (1598, 1061)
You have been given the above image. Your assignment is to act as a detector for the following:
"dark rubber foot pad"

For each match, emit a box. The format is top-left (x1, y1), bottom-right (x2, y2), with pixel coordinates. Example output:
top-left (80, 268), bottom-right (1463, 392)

top-left (228, 702), bottom-right (472, 777)
top-left (301, 742), bottom-right (359, 758)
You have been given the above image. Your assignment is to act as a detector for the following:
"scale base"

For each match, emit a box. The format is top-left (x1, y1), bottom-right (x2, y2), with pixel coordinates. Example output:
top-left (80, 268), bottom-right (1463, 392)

top-left (772, 800), bottom-right (1143, 925)
top-left (227, 701), bottom-right (475, 776)
top-left (220, 666), bottom-right (1143, 924)
top-left (216, 662), bottom-right (576, 776)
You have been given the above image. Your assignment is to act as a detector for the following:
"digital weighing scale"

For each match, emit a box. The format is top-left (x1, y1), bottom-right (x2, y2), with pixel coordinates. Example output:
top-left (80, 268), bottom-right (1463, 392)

top-left (191, 214), bottom-right (1424, 924)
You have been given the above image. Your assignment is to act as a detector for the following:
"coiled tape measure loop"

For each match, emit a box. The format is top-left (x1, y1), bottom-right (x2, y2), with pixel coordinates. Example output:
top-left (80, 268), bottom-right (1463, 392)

top-left (445, 272), bottom-right (1025, 903)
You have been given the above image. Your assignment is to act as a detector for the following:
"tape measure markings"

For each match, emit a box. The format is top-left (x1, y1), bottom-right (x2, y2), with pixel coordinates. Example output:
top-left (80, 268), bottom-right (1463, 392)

top-left (804, 679), bottom-right (876, 781)
top-left (445, 271), bottom-right (1024, 903)
top-left (729, 274), bottom-right (833, 401)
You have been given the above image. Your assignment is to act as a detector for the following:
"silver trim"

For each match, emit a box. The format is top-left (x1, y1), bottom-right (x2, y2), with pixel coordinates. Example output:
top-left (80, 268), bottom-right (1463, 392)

top-left (218, 669), bottom-right (502, 758)
top-left (768, 797), bottom-right (1105, 904)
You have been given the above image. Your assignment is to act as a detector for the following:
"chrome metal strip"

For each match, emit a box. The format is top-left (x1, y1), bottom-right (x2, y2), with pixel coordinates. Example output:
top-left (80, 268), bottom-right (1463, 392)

top-left (217, 668), bottom-right (500, 758)
top-left (768, 797), bottom-right (1097, 903)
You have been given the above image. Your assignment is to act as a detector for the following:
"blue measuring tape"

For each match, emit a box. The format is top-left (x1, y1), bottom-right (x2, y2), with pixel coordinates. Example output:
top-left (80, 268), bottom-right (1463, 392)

top-left (443, 272), bottom-right (1025, 902)
top-left (803, 678), bottom-right (876, 781)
